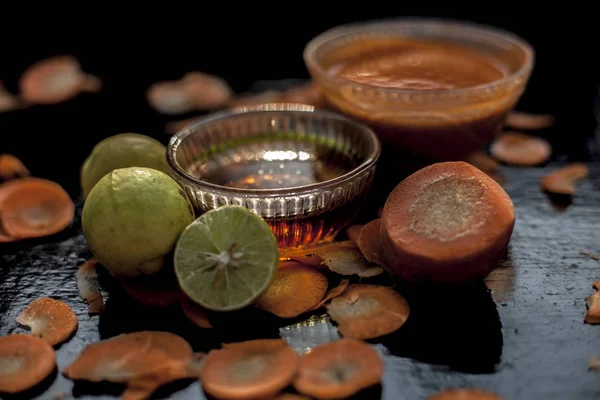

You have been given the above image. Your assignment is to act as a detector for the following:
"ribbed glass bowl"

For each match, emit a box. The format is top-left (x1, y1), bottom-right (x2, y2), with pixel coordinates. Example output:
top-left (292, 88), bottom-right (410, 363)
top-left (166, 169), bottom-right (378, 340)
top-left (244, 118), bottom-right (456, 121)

top-left (167, 103), bottom-right (381, 248)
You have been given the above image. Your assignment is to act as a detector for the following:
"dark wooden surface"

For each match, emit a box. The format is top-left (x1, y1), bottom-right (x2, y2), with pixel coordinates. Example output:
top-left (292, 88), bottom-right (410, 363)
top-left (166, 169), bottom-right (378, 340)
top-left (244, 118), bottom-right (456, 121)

top-left (1, 84), bottom-right (600, 399)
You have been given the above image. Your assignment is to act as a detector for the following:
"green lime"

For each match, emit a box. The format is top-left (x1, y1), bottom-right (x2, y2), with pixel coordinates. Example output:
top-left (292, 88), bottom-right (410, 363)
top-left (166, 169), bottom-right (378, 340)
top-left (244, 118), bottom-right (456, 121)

top-left (81, 133), bottom-right (169, 198)
top-left (82, 167), bottom-right (194, 277)
top-left (174, 205), bottom-right (279, 311)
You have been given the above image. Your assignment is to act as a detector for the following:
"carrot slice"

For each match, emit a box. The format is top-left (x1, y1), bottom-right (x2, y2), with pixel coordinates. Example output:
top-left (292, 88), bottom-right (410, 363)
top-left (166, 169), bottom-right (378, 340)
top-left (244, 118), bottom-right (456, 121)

top-left (19, 55), bottom-right (101, 104)
top-left (273, 394), bottom-right (311, 400)
top-left (180, 296), bottom-right (213, 328)
top-left (326, 284), bottom-right (409, 340)
top-left (200, 339), bottom-right (298, 400)
top-left (0, 81), bottom-right (23, 112)
top-left (381, 161), bottom-right (515, 283)
top-left (309, 279), bottom-right (350, 312)
top-left (0, 154), bottom-right (30, 181)
top-left (490, 132), bottom-right (552, 166)
top-left (293, 338), bottom-right (383, 399)
top-left (540, 163), bottom-right (589, 196)
top-left (345, 224), bottom-right (363, 242)
top-left (0, 178), bottom-right (74, 239)
top-left (256, 262), bottom-right (328, 319)
top-left (16, 297), bottom-right (78, 346)
top-left (147, 71), bottom-right (232, 114)
top-left (76, 258), bottom-right (105, 314)
top-left (428, 388), bottom-right (505, 399)
top-left (585, 292), bottom-right (600, 324)
top-left (590, 356), bottom-right (600, 373)
top-left (356, 219), bottom-right (385, 265)
top-left (0, 334), bottom-right (56, 393)
top-left (505, 111), bottom-right (555, 131)
top-left (593, 280), bottom-right (600, 290)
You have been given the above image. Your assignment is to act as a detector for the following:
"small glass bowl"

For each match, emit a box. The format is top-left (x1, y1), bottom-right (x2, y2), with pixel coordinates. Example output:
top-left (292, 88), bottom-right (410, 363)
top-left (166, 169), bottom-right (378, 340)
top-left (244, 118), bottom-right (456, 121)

top-left (304, 18), bottom-right (535, 161)
top-left (167, 103), bottom-right (381, 249)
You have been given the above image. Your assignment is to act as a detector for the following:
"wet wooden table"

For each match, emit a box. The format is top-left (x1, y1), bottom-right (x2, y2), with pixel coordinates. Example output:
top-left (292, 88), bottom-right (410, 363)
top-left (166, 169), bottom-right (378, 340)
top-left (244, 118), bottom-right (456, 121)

top-left (1, 81), bottom-right (600, 400)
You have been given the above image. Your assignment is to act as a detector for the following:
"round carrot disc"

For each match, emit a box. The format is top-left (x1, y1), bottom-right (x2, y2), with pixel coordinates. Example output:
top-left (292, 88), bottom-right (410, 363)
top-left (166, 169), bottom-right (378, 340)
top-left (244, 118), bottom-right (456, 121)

top-left (0, 334), bottom-right (56, 393)
top-left (490, 132), bottom-right (551, 166)
top-left (181, 72), bottom-right (233, 110)
top-left (200, 339), bottom-right (298, 400)
top-left (0, 178), bottom-right (74, 239)
top-left (428, 388), bottom-right (505, 400)
top-left (256, 262), bottom-right (328, 319)
top-left (146, 80), bottom-right (194, 115)
top-left (356, 219), bottom-right (384, 265)
top-left (293, 338), bottom-right (383, 400)
top-left (326, 284), bottom-right (409, 340)
top-left (345, 224), bottom-right (363, 243)
top-left (16, 297), bottom-right (78, 346)
top-left (19, 55), bottom-right (91, 104)
top-left (381, 161), bottom-right (515, 283)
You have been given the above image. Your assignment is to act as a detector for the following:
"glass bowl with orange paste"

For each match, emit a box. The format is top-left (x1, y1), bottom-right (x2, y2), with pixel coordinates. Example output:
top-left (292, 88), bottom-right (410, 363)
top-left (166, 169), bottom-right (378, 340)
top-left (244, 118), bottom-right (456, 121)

top-left (304, 18), bottom-right (534, 161)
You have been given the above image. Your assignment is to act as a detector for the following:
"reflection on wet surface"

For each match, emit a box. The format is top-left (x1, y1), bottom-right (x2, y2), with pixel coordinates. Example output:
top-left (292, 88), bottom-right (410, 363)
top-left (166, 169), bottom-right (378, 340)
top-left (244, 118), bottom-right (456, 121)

top-left (485, 255), bottom-right (516, 303)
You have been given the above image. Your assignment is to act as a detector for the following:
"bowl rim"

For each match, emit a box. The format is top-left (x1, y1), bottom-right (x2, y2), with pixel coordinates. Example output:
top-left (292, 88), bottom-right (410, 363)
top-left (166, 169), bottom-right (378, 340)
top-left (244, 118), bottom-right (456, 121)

top-left (303, 17), bottom-right (535, 98)
top-left (167, 103), bottom-right (381, 197)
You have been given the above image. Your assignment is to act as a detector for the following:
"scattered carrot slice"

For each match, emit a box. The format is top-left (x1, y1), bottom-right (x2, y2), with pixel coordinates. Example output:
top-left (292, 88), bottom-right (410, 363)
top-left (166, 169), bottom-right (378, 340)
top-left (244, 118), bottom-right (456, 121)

top-left (540, 163), bottom-right (589, 196)
top-left (118, 277), bottom-right (182, 307)
top-left (19, 55), bottom-right (101, 104)
top-left (585, 292), bottom-right (600, 324)
top-left (589, 356), bottom-right (600, 373)
top-left (147, 71), bottom-right (232, 114)
top-left (327, 284), bottom-right (410, 340)
top-left (200, 339), bottom-right (298, 400)
top-left (581, 250), bottom-right (600, 261)
top-left (76, 258), bottom-right (105, 314)
top-left (356, 219), bottom-right (385, 266)
top-left (490, 132), bottom-right (552, 166)
top-left (308, 279), bottom-right (350, 312)
top-left (0, 154), bottom-right (30, 181)
top-left (16, 297), bottom-right (78, 346)
top-left (345, 224), bottom-right (363, 242)
top-left (0, 178), bottom-right (74, 239)
top-left (505, 111), bottom-right (555, 131)
top-left (0, 81), bottom-right (22, 112)
top-left (256, 262), bottom-right (328, 319)
top-left (593, 280), bottom-right (600, 290)
top-left (64, 331), bottom-right (201, 398)
top-left (293, 338), bottom-right (383, 400)
top-left (227, 91), bottom-right (285, 109)
top-left (0, 334), bottom-right (56, 393)
top-left (180, 296), bottom-right (213, 329)
top-left (428, 388), bottom-right (505, 399)
top-left (287, 241), bottom-right (384, 278)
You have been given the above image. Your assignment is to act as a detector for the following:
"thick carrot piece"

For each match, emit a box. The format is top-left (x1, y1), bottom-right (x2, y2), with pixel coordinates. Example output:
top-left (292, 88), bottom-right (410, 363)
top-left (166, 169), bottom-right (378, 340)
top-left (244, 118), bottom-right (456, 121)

top-left (200, 339), bottom-right (298, 400)
top-left (16, 297), bottom-right (78, 346)
top-left (327, 284), bottom-right (409, 340)
top-left (293, 339), bottom-right (383, 400)
top-left (381, 161), bottom-right (515, 283)
top-left (0, 334), bottom-right (56, 393)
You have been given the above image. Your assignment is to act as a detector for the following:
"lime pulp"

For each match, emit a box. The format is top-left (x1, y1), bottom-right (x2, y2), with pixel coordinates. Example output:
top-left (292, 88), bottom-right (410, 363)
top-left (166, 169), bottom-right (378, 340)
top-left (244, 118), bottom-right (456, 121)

top-left (174, 205), bottom-right (280, 311)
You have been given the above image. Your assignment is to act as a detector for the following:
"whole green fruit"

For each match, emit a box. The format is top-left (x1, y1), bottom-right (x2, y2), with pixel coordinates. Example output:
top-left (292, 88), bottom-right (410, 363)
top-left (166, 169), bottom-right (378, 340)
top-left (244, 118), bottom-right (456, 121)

top-left (82, 167), bottom-right (194, 277)
top-left (81, 133), bottom-right (169, 198)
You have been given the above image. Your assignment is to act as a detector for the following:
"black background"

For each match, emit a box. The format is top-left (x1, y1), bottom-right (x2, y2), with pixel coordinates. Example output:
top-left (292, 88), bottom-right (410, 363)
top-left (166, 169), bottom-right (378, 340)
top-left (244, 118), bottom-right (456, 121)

top-left (1, 11), bottom-right (598, 197)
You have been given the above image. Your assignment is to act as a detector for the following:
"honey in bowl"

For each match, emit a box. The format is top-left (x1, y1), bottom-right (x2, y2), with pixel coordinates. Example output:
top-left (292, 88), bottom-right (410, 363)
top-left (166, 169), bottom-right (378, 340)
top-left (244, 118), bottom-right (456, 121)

top-left (304, 19), bottom-right (534, 161)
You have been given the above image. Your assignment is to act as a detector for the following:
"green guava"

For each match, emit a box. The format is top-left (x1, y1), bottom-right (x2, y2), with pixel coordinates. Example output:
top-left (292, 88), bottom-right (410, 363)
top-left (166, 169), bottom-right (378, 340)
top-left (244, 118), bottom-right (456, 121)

top-left (82, 167), bottom-right (195, 277)
top-left (81, 133), bottom-right (169, 198)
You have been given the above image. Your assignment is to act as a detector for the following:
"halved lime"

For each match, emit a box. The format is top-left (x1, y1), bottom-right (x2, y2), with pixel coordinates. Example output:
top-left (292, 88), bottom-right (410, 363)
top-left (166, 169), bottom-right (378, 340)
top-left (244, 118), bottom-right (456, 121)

top-left (174, 205), bottom-right (280, 311)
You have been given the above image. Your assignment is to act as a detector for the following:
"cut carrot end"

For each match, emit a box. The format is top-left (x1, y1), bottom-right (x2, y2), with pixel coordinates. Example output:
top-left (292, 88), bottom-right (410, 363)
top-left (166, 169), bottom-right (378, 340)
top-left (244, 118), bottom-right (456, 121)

top-left (327, 284), bottom-right (410, 340)
top-left (293, 338), bottom-right (383, 400)
top-left (16, 297), bottom-right (78, 346)
top-left (19, 55), bottom-right (95, 104)
top-left (0, 334), bottom-right (56, 393)
top-left (345, 224), bottom-right (363, 243)
top-left (490, 132), bottom-right (551, 166)
top-left (0, 154), bottom-right (30, 181)
top-left (505, 111), bottom-right (555, 131)
top-left (200, 339), bottom-right (298, 400)
top-left (309, 279), bottom-right (350, 312)
top-left (180, 296), bottom-right (213, 329)
top-left (428, 388), bottom-right (505, 400)
top-left (0, 178), bottom-right (74, 239)
top-left (540, 163), bottom-right (589, 196)
top-left (256, 262), bottom-right (328, 319)
top-left (76, 258), bottom-right (105, 314)
top-left (357, 219), bottom-right (385, 266)
top-left (64, 331), bottom-right (194, 384)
